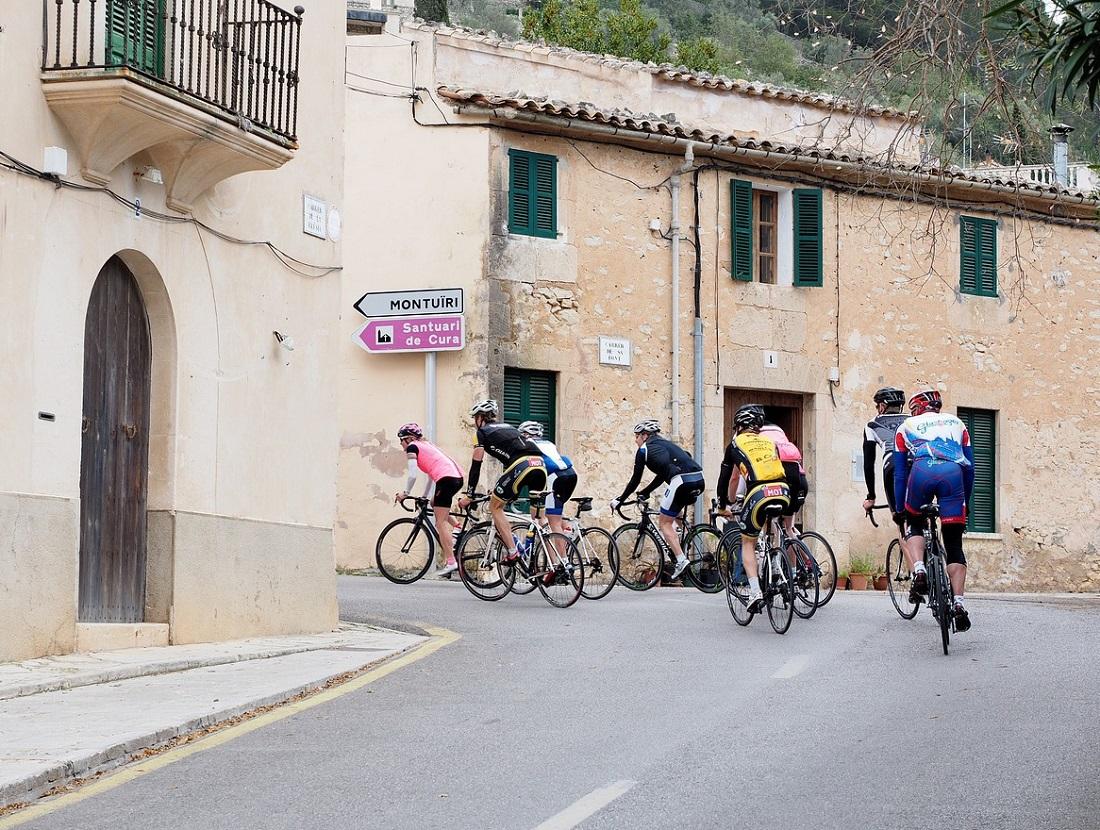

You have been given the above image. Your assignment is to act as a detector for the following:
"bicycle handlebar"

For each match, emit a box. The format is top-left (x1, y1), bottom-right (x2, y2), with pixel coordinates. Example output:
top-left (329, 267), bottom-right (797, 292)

top-left (398, 493), bottom-right (489, 513)
top-left (865, 504), bottom-right (890, 528)
top-left (613, 497), bottom-right (649, 521)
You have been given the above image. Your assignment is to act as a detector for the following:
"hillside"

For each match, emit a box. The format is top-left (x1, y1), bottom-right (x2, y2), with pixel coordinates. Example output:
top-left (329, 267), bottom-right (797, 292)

top-left (447, 0), bottom-right (1100, 167)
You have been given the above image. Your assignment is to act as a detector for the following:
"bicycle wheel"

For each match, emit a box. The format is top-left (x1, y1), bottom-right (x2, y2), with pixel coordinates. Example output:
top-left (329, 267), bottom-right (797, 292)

top-left (786, 538), bottom-right (820, 620)
top-left (798, 531), bottom-right (838, 608)
top-left (579, 527), bottom-right (618, 600)
top-left (930, 552), bottom-right (951, 655)
top-left (456, 526), bottom-right (514, 601)
top-left (716, 525), bottom-right (739, 590)
top-left (724, 529), bottom-right (753, 626)
top-left (886, 538), bottom-right (919, 620)
top-left (375, 517), bottom-right (435, 584)
top-left (612, 523), bottom-right (663, 591)
top-left (683, 525), bottom-right (723, 594)
top-left (765, 549), bottom-right (795, 635)
top-left (534, 533), bottom-right (584, 608)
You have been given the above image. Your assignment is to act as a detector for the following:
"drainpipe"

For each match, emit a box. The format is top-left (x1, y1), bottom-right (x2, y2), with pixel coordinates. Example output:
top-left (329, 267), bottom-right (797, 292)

top-left (669, 145), bottom-right (694, 440)
top-left (691, 166), bottom-right (705, 517)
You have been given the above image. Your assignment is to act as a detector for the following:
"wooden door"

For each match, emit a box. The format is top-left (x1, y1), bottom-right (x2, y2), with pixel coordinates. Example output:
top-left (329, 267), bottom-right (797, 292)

top-left (723, 388), bottom-right (804, 449)
top-left (79, 257), bottom-right (152, 623)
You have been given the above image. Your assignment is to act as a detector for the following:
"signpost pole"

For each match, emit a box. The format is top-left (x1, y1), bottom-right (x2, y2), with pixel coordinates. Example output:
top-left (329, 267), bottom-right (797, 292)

top-left (425, 351), bottom-right (437, 440)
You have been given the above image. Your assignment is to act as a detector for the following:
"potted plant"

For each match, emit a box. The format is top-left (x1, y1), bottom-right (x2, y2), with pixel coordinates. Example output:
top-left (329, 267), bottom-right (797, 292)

top-left (834, 570), bottom-right (849, 591)
top-left (848, 554), bottom-right (875, 591)
top-left (873, 563), bottom-right (889, 591)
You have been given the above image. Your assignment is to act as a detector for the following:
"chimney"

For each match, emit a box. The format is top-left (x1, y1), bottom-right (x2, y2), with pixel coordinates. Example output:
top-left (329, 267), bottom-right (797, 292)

top-left (1050, 123), bottom-right (1074, 187)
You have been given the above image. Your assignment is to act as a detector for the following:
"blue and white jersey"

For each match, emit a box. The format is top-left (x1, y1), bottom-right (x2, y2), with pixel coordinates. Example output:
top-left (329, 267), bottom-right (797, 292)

top-left (894, 412), bottom-right (972, 467)
top-left (533, 438), bottom-right (573, 474)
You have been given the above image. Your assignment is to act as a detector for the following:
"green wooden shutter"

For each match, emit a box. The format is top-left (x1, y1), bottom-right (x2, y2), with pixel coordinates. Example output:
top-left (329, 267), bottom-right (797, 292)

top-left (107, 0), bottom-right (165, 75)
top-left (793, 188), bottom-right (823, 287)
top-left (508, 150), bottom-right (557, 239)
top-left (958, 408), bottom-right (996, 533)
top-left (960, 216), bottom-right (998, 297)
top-left (730, 179), bottom-right (753, 282)
top-left (502, 368), bottom-right (556, 441)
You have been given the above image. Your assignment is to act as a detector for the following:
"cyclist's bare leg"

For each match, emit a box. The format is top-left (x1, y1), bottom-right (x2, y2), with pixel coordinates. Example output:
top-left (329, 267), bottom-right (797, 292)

top-left (546, 514), bottom-right (567, 559)
top-left (489, 496), bottom-right (516, 556)
top-left (741, 533), bottom-right (760, 580)
top-left (902, 533), bottom-right (926, 571)
top-left (948, 563), bottom-right (966, 596)
top-left (657, 513), bottom-right (685, 561)
top-left (433, 506), bottom-right (455, 565)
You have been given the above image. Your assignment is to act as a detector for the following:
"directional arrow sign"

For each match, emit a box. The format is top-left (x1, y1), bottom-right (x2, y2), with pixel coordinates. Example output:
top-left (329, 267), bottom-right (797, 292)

top-left (353, 288), bottom-right (463, 319)
top-left (351, 314), bottom-right (465, 354)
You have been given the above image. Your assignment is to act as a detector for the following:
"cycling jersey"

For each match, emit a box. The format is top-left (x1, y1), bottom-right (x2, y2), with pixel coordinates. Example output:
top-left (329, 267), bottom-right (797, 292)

top-left (532, 438), bottom-right (573, 474)
top-left (716, 432), bottom-right (786, 507)
top-left (617, 436), bottom-right (701, 502)
top-left (406, 440), bottom-right (463, 482)
top-left (893, 412), bottom-right (975, 524)
top-left (759, 424), bottom-right (803, 470)
top-left (475, 422), bottom-right (540, 466)
top-left (862, 413), bottom-right (907, 507)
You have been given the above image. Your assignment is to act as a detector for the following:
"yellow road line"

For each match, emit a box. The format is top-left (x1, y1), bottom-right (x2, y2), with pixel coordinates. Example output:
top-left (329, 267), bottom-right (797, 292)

top-left (0, 626), bottom-right (460, 829)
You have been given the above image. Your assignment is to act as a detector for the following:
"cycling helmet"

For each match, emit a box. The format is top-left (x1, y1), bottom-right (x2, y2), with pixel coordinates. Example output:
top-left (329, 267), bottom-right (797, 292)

top-left (908, 389), bottom-right (943, 416)
top-left (518, 420), bottom-right (544, 438)
top-left (396, 422), bottom-right (423, 439)
top-left (469, 399), bottom-right (498, 417)
top-left (633, 419), bottom-right (661, 434)
top-left (733, 404), bottom-right (765, 431)
top-left (873, 387), bottom-right (906, 407)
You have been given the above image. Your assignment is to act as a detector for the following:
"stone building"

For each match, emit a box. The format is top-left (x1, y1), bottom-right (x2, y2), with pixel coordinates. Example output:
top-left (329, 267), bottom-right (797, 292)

top-left (1, 1), bottom-right (345, 660)
top-left (338, 21), bottom-right (1100, 592)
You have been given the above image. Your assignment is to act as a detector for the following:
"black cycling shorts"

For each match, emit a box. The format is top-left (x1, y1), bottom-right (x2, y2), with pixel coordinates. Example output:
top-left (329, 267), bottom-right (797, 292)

top-left (740, 482), bottom-right (791, 536)
top-left (493, 456), bottom-right (547, 503)
top-left (432, 476), bottom-right (464, 509)
top-left (781, 461), bottom-right (808, 517)
top-left (546, 469), bottom-right (578, 516)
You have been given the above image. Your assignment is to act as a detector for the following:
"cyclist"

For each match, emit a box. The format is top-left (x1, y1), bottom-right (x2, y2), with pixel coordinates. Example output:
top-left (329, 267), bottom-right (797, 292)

top-left (395, 423), bottom-right (465, 576)
top-left (518, 421), bottom-right (577, 541)
top-left (610, 420), bottom-right (704, 581)
top-left (861, 387), bottom-right (908, 533)
top-left (892, 389), bottom-right (974, 632)
top-left (759, 414), bottom-right (807, 538)
top-left (458, 400), bottom-right (546, 565)
top-left (716, 405), bottom-right (791, 613)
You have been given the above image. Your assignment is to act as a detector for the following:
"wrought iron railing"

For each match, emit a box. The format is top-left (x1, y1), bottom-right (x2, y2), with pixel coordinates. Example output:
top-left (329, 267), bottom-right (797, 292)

top-left (42, 0), bottom-right (304, 143)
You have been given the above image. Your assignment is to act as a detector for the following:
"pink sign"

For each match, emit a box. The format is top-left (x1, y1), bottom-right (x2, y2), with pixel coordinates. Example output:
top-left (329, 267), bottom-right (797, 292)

top-left (352, 314), bottom-right (465, 354)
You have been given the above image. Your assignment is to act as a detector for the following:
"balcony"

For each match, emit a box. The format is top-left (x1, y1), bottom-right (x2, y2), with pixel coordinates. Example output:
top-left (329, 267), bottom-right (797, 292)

top-left (41, 0), bottom-right (304, 212)
top-left (964, 161), bottom-right (1098, 194)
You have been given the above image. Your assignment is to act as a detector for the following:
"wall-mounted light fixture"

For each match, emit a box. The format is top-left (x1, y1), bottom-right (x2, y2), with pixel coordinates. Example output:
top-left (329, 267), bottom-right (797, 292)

top-left (273, 331), bottom-right (295, 351)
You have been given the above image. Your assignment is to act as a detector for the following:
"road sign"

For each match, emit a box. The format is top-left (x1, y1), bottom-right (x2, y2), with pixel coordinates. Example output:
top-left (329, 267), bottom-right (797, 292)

top-left (353, 288), bottom-right (464, 319)
top-left (352, 315), bottom-right (465, 354)
top-left (598, 336), bottom-right (632, 367)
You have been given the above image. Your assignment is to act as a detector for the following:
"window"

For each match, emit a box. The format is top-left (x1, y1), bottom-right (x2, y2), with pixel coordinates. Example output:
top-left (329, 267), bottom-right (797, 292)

top-left (508, 149), bottom-right (557, 239)
top-left (107, 0), bottom-right (166, 74)
top-left (960, 216), bottom-right (998, 297)
top-left (957, 408), bottom-right (996, 533)
top-left (755, 191), bottom-right (777, 284)
top-left (731, 180), bottom-right (821, 286)
top-left (503, 368), bottom-right (556, 441)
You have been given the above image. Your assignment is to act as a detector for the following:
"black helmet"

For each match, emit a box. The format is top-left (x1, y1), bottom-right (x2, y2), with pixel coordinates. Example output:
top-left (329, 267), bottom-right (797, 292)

top-left (734, 404), bottom-right (765, 431)
top-left (873, 387), bottom-right (905, 407)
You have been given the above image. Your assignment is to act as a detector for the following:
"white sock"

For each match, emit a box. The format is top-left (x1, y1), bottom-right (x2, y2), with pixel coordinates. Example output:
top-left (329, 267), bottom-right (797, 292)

top-left (748, 577), bottom-right (761, 594)
top-left (954, 595), bottom-right (965, 606)
top-left (913, 562), bottom-right (927, 574)
top-left (677, 555), bottom-right (688, 564)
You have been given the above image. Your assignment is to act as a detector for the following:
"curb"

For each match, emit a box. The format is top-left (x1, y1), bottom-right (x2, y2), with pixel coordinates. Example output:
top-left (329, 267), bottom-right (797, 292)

top-left (0, 636), bottom-right (426, 809)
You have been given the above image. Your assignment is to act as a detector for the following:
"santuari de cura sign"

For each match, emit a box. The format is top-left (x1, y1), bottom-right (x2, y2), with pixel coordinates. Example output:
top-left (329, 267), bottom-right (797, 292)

top-left (351, 288), bottom-right (465, 354)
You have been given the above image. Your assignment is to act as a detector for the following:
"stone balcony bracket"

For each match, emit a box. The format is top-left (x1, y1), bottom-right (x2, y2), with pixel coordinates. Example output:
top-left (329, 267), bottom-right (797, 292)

top-left (41, 70), bottom-right (296, 213)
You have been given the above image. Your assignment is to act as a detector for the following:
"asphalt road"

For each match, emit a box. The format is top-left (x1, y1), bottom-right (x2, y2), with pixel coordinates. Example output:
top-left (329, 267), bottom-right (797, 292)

top-left (20, 577), bottom-right (1100, 830)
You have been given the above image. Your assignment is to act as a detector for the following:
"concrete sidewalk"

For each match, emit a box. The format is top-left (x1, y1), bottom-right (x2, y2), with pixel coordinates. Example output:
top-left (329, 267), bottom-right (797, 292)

top-left (0, 623), bottom-right (427, 808)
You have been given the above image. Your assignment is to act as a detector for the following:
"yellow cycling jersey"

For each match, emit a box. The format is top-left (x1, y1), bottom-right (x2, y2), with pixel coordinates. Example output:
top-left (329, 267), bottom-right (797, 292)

top-left (730, 432), bottom-right (786, 485)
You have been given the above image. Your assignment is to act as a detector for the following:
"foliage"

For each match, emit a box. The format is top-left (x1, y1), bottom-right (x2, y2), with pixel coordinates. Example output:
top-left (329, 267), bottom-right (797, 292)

top-left (524, 0), bottom-right (671, 65)
top-left (676, 37), bottom-right (721, 73)
top-left (415, 0), bottom-right (451, 24)
top-left (991, 0), bottom-right (1100, 114)
top-left (848, 554), bottom-right (877, 575)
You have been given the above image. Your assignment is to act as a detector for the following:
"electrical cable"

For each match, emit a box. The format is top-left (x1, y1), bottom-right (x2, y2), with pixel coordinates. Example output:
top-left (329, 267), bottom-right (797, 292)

top-left (0, 149), bottom-right (341, 277)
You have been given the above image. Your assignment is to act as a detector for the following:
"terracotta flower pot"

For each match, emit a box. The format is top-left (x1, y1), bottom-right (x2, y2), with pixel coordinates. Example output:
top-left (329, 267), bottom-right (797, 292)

top-left (873, 575), bottom-right (889, 591)
top-left (835, 577), bottom-right (848, 590)
top-left (848, 573), bottom-right (870, 591)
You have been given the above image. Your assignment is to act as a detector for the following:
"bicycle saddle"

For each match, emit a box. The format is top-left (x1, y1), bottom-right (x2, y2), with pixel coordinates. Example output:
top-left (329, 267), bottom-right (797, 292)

top-left (920, 503), bottom-right (940, 517)
top-left (527, 491), bottom-right (549, 504)
top-left (570, 497), bottom-right (593, 512)
top-left (763, 503), bottom-right (785, 515)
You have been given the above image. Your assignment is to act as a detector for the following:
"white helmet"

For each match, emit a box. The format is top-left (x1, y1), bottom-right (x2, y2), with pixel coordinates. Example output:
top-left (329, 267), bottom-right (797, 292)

top-left (518, 420), bottom-right (544, 438)
top-left (469, 399), bottom-right (498, 417)
top-left (633, 419), bottom-right (661, 434)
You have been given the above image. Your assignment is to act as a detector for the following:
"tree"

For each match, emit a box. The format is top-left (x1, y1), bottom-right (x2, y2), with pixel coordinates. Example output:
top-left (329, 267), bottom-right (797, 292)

top-left (991, 0), bottom-right (1100, 114)
top-left (415, 0), bottom-right (450, 24)
top-left (524, 0), bottom-right (671, 65)
top-left (676, 37), bottom-right (721, 74)
top-left (605, 0), bottom-right (671, 65)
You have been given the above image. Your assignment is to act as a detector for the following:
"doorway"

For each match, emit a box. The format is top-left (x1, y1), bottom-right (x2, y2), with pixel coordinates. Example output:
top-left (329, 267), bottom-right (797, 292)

top-left (78, 256), bottom-right (152, 623)
top-left (723, 388), bottom-right (805, 448)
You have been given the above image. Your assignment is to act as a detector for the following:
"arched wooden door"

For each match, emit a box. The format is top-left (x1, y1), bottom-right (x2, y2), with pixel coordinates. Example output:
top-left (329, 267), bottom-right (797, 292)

top-left (79, 256), bottom-right (152, 623)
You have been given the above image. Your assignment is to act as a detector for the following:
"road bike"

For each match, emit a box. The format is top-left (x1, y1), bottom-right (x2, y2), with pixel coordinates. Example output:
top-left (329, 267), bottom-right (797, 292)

top-left (912, 504), bottom-right (956, 655)
top-left (375, 494), bottom-right (489, 584)
top-left (457, 491), bottom-right (584, 608)
top-left (723, 501), bottom-right (796, 634)
top-left (611, 498), bottom-right (723, 593)
top-left (867, 504), bottom-right (916, 620)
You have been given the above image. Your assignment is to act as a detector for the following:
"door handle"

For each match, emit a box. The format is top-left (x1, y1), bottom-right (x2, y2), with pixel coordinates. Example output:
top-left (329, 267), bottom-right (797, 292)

top-left (122, 424), bottom-right (138, 439)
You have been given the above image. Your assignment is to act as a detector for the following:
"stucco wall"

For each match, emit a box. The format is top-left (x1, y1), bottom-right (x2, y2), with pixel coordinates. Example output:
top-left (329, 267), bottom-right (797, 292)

top-left (0, 1), bottom-right (346, 656)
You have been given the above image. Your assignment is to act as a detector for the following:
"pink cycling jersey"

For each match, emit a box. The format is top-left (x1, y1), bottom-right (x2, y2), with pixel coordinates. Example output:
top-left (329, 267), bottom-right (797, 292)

top-left (407, 440), bottom-right (462, 481)
top-left (760, 424), bottom-right (804, 470)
